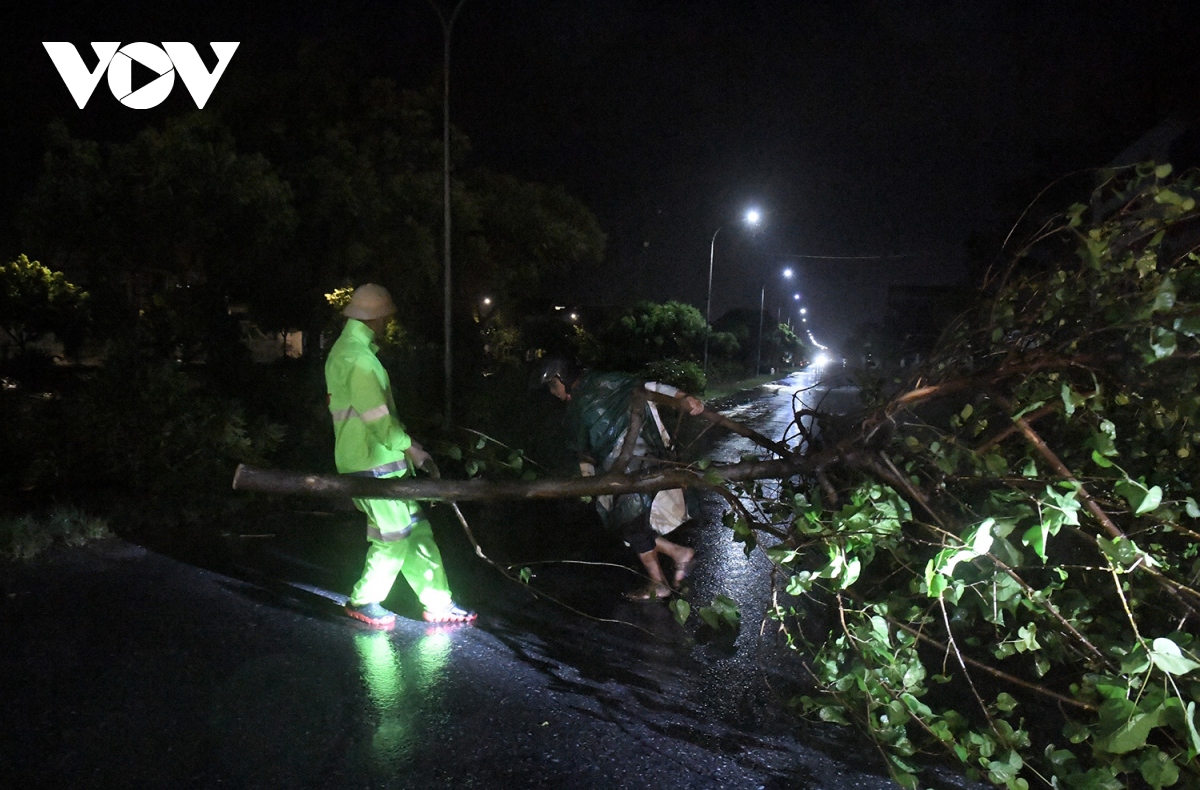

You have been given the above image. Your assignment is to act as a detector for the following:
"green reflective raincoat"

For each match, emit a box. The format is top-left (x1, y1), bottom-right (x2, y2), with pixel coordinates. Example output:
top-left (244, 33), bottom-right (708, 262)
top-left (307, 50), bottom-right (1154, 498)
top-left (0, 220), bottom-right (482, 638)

top-left (325, 318), bottom-right (425, 544)
top-left (326, 319), bottom-right (412, 475)
top-left (325, 318), bottom-right (453, 610)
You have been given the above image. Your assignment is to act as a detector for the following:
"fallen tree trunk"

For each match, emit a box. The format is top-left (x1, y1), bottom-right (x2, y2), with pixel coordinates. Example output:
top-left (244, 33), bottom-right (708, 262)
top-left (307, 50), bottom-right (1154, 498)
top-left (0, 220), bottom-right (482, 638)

top-left (232, 383), bottom-right (809, 503)
top-left (232, 456), bottom-right (811, 502)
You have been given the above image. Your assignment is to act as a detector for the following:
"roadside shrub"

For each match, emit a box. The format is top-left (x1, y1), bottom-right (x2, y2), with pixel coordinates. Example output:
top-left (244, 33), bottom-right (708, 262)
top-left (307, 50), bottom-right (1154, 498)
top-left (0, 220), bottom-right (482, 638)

top-left (0, 506), bottom-right (111, 561)
top-left (25, 341), bottom-right (286, 535)
top-left (639, 358), bottom-right (706, 395)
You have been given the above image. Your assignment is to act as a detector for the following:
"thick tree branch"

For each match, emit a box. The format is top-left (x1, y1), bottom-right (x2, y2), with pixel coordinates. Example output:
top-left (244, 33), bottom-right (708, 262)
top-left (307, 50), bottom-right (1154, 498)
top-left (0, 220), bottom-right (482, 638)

top-left (232, 456), bottom-right (809, 502)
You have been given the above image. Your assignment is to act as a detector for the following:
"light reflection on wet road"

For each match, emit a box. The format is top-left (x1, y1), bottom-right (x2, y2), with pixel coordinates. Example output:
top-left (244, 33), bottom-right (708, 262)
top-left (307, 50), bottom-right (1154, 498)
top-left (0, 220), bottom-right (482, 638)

top-left (3, 369), bottom-right (979, 788)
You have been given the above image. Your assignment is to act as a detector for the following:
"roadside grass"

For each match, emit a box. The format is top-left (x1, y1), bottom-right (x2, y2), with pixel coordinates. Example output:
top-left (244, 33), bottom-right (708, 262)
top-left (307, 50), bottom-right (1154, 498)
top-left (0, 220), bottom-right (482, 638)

top-left (704, 370), bottom-right (798, 402)
top-left (0, 506), bottom-right (112, 561)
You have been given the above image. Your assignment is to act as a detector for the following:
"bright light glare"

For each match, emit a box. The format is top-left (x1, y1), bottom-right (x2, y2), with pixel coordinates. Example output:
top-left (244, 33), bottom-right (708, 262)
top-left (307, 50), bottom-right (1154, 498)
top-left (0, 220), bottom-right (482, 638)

top-left (745, 208), bottom-right (761, 225)
top-left (782, 267), bottom-right (793, 278)
top-left (792, 293), bottom-right (800, 301)
top-left (800, 307), bottom-right (807, 315)
top-left (813, 352), bottom-right (831, 367)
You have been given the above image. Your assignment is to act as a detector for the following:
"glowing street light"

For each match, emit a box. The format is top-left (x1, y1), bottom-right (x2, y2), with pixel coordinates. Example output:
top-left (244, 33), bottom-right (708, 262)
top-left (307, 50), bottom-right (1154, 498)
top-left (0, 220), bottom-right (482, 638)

top-left (704, 207), bottom-right (761, 375)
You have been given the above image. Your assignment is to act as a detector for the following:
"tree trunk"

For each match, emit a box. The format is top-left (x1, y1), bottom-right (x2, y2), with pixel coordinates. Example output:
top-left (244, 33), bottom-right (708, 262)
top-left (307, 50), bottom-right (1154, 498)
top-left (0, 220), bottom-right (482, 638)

top-left (232, 455), bottom-right (809, 502)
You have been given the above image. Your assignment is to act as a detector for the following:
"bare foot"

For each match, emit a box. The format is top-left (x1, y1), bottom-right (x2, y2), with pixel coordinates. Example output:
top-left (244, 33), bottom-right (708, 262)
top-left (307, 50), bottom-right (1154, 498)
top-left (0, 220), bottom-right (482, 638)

top-left (672, 548), bottom-right (696, 588)
top-left (623, 583), bottom-right (672, 601)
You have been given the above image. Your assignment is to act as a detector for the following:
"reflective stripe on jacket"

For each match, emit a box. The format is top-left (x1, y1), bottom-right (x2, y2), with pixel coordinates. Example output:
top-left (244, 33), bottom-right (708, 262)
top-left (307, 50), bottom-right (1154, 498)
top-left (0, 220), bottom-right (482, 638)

top-left (324, 319), bottom-right (412, 474)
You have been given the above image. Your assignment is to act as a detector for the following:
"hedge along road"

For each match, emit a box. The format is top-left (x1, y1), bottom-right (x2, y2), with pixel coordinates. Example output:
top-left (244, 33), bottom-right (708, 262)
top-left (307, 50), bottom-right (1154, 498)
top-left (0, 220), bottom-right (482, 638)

top-left (1, 368), bottom-right (973, 789)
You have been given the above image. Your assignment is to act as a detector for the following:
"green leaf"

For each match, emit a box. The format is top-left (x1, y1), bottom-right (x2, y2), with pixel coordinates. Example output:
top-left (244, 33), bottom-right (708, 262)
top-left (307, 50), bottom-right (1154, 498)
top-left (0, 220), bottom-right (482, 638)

top-left (1022, 522), bottom-right (1048, 563)
top-left (518, 566), bottom-right (532, 584)
top-left (1156, 188), bottom-right (1186, 206)
top-left (1091, 449), bottom-right (1114, 468)
top-left (698, 594), bottom-right (741, 630)
top-left (1064, 720), bottom-right (1090, 744)
top-left (1104, 709), bottom-right (1162, 754)
top-left (996, 692), bottom-right (1018, 712)
top-left (926, 572), bottom-right (948, 599)
top-left (1012, 400), bottom-right (1045, 420)
top-left (1061, 382), bottom-right (1087, 415)
top-left (1186, 498), bottom-right (1200, 519)
top-left (1137, 486), bottom-right (1162, 516)
top-left (669, 597), bottom-right (690, 626)
top-left (1186, 701), bottom-right (1200, 759)
top-left (1149, 637), bottom-right (1200, 676)
top-left (1150, 326), bottom-right (1177, 360)
top-left (971, 518), bottom-right (995, 555)
top-left (817, 705), bottom-right (850, 725)
top-left (1151, 277), bottom-right (1177, 313)
top-left (1175, 315), bottom-right (1200, 338)
top-left (1121, 644), bottom-right (1151, 674)
top-left (1115, 479), bottom-right (1162, 516)
top-left (1098, 536), bottom-right (1143, 565)
top-left (1138, 746), bottom-right (1180, 790)
top-left (1154, 163), bottom-right (1173, 178)
top-left (839, 556), bottom-right (861, 589)
top-left (986, 750), bottom-right (1023, 783)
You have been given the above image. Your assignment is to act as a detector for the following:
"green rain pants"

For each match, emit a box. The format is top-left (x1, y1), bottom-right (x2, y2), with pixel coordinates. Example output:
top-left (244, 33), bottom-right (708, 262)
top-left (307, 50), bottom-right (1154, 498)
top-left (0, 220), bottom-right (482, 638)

top-left (348, 496), bottom-right (453, 613)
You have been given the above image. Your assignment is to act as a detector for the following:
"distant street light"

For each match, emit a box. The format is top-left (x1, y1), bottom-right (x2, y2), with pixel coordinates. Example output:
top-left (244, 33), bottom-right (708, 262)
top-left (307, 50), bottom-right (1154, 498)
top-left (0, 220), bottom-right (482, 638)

top-left (757, 267), bottom-right (793, 375)
top-left (429, 0), bottom-right (469, 429)
top-left (787, 292), bottom-right (800, 327)
top-left (704, 207), bottom-right (761, 376)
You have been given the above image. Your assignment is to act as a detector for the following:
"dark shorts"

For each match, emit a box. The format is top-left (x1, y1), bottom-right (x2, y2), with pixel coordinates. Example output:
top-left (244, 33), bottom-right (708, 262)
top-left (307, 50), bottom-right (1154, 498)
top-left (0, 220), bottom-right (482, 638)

top-left (612, 498), bottom-right (657, 554)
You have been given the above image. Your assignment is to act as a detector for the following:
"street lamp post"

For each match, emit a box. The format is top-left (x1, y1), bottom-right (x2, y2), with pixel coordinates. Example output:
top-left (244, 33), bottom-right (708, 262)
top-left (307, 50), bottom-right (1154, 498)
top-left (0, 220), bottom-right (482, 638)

top-left (757, 267), bottom-right (793, 375)
top-left (704, 207), bottom-right (760, 377)
top-left (430, 0), bottom-right (468, 429)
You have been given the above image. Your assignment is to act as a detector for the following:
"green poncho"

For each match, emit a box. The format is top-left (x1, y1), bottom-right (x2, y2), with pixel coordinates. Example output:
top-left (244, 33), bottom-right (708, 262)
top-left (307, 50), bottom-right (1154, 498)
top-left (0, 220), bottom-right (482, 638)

top-left (566, 370), bottom-right (670, 528)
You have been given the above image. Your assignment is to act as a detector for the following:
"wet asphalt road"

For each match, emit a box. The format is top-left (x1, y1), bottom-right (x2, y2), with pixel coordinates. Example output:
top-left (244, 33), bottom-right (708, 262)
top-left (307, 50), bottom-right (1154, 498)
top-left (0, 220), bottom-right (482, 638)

top-left (1, 369), bottom-right (968, 789)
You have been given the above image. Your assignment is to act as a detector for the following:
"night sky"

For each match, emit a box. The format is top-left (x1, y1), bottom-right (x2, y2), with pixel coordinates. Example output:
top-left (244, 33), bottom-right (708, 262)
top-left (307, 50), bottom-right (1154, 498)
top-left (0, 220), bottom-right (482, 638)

top-left (3, 0), bottom-right (1198, 349)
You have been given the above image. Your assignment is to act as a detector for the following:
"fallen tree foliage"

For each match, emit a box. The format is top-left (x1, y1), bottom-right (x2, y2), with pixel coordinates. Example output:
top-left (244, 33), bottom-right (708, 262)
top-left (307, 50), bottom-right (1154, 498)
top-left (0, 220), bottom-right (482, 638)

top-left (761, 164), bottom-right (1200, 789)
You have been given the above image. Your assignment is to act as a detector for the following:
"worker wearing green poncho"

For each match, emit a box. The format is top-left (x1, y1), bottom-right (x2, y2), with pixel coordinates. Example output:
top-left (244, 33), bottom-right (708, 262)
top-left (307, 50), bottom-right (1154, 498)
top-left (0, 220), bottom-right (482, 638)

top-left (325, 284), bottom-right (476, 627)
top-left (539, 356), bottom-right (704, 600)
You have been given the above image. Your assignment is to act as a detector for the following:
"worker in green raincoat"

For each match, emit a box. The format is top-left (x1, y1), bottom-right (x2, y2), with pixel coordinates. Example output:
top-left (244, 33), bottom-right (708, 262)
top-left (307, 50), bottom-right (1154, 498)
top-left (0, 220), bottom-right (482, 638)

top-left (539, 357), bottom-right (704, 601)
top-left (326, 284), bottom-right (476, 627)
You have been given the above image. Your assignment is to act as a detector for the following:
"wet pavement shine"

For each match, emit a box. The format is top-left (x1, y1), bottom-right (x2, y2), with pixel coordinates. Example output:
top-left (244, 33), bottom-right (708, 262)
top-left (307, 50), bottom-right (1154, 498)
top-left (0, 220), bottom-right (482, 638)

top-left (1, 369), bottom-right (975, 789)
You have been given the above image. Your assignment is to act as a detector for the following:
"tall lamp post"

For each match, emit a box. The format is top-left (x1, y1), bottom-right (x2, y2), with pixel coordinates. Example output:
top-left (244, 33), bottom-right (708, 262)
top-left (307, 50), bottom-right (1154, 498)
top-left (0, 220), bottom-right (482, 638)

top-left (704, 207), bottom-right (761, 376)
top-left (757, 267), bottom-right (793, 375)
top-left (430, 0), bottom-right (468, 429)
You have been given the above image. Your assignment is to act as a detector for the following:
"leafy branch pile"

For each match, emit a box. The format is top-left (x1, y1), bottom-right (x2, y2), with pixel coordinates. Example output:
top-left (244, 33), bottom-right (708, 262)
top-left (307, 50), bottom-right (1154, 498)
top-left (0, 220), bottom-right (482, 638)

top-left (762, 164), bottom-right (1200, 789)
